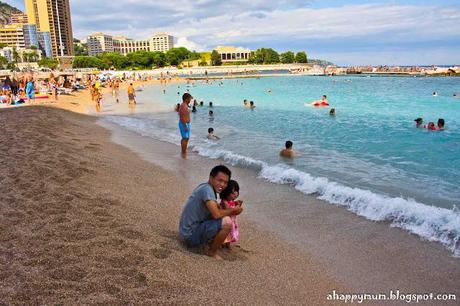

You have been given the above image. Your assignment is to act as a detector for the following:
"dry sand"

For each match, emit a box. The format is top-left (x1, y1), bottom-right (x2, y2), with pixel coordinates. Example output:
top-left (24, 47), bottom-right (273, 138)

top-left (0, 106), bottom-right (345, 305)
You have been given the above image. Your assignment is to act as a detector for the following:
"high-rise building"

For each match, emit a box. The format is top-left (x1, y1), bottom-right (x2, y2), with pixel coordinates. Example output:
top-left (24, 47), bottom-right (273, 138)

top-left (87, 32), bottom-right (114, 56)
top-left (0, 24), bottom-right (26, 48)
top-left (149, 33), bottom-right (174, 52)
top-left (25, 0), bottom-right (74, 58)
top-left (10, 13), bottom-right (29, 24)
top-left (23, 24), bottom-right (39, 48)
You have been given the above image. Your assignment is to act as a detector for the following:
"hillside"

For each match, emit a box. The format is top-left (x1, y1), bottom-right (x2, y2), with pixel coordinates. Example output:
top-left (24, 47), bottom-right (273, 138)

top-left (0, 1), bottom-right (22, 26)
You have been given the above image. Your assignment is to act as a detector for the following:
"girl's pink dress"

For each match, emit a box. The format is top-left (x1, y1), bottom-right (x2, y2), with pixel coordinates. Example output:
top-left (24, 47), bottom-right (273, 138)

top-left (221, 200), bottom-right (239, 243)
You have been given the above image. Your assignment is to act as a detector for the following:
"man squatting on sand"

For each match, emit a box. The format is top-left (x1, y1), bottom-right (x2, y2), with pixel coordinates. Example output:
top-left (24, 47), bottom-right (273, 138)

top-left (179, 165), bottom-right (243, 259)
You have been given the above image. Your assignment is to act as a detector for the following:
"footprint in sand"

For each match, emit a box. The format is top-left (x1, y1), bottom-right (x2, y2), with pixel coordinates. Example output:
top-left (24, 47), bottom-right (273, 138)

top-left (150, 247), bottom-right (172, 259)
top-left (48, 265), bottom-right (88, 282)
top-left (117, 228), bottom-right (144, 240)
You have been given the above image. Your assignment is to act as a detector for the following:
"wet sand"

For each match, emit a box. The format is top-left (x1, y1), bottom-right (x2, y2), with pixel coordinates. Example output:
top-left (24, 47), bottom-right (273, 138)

top-left (102, 117), bottom-right (460, 302)
top-left (0, 106), bottom-right (345, 304)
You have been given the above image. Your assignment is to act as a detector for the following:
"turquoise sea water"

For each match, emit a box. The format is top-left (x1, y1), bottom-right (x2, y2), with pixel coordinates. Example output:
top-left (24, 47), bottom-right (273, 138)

top-left (103, 75), bottom-right (460, 256)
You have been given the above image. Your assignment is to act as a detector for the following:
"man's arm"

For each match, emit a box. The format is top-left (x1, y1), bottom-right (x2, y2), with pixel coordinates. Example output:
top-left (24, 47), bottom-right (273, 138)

top-left (206, 200), bottom-right (242, 219)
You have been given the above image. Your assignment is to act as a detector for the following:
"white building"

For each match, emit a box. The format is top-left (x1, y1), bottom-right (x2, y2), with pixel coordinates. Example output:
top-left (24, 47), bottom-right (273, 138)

top-left (113, 36), bottom-right (150, 55)
top-left (149, 33), bottom-right (174, 52)
top-left (0, 46), bottom-right (42, 63)
top-left (88, 32), bottom-right (175, 56)
top-left (215, 46), bottom-right (251, 63)
top-left (87, 32), bottom-right (114, 56)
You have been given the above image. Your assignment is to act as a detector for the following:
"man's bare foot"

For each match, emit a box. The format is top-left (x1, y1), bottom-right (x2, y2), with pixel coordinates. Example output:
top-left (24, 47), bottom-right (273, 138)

top-left (206, 251), bottom-right (223, 260)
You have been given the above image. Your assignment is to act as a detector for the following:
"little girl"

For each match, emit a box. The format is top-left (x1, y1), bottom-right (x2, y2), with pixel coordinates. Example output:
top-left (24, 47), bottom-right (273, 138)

top-left (220, 180), bottom-right (241, 247)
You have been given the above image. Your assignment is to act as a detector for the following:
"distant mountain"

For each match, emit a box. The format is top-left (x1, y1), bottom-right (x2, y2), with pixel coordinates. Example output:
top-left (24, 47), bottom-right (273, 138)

top-left (309, 59), bottom-right (335, 66)
top-left (0, 1), bottom-right (22, 26)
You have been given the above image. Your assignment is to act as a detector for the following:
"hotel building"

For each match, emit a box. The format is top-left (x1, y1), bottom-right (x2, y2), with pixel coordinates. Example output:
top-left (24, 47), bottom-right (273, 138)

top-left (0, 24), bottom-right (27, 48)
top-left (88, 33), bottom-right (174, 56)
top-left (10, 13), bottom-right (29, 24)
top-left (87, 32), bottom-right (114, 56)
top-left (25, 0), bottom-right (74, 57)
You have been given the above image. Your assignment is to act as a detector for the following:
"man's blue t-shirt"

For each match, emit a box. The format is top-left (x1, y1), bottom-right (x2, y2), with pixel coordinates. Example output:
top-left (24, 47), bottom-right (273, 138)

top-left (179, 183), bottom-right (217, 240)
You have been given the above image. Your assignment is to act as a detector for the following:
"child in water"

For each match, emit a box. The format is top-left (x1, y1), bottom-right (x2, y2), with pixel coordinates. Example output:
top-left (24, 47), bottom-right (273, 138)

top-left (424, 122), bottom-right (436, 131)
top-left (220, 180), bottom-right (242, 248)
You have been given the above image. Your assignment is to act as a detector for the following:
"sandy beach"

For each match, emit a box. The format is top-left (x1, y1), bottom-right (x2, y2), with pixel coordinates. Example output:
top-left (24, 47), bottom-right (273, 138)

top-left (0, 105), bottom-right (346, 304)
top-left (1, 81), bottom-right (460, 305)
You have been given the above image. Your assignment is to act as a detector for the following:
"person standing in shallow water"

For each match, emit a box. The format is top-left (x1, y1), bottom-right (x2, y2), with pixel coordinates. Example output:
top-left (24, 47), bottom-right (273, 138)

top-left (179, 93), bottom-right (192, 156)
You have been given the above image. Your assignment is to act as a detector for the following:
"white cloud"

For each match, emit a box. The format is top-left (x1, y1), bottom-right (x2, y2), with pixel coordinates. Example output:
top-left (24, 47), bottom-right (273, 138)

top-left (175, 37), bottom-right (205, 52)
top-left (8, 0), bottom-right (459, 64)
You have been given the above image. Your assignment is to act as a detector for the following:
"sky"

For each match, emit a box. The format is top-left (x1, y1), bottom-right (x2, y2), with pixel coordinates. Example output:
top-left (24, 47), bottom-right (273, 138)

top-left (6, 0), bottom-right (460, 66)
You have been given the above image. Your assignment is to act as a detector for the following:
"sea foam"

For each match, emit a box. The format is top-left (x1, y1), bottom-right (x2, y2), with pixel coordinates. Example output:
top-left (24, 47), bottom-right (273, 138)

top-left (103, 115), bottom-right (460, 257)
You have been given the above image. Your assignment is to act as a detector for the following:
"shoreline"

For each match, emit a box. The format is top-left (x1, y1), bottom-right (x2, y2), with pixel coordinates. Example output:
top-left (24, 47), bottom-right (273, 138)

top-left (0, 106), bottom-right (346, 304)
top-left (99, 118), bottom-right (460, 295)
top-left (2, 78), bottom-right (459, 303)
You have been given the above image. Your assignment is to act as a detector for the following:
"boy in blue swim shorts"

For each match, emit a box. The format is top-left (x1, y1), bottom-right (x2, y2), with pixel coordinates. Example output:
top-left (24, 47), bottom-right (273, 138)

top-left (179, 93), bottom-right (193, 155)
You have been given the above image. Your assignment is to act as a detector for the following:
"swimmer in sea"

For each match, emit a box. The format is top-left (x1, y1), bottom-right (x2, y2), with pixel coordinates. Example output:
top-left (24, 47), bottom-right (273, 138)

top-left (207, 127), bottom-right (220, 140)
top-left (424, 122), bottom-right (436, 131)
top-left (280, 141), bottom-right (301, 158)
top-left (414, 117), bottom-right (423, 128)
top-left (432, 92), bottom-right (438, 97)
top-left (311, 95), bottom-right (329, 106)
top-left (329, 108), bottom-right (336, 116)
top-left (437, 118), bottom-right (445, 131)
top-left (249, 101), bottom-right (256, 109)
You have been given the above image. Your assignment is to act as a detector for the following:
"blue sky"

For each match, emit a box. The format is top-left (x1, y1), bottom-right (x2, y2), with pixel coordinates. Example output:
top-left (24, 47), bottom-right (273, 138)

top-left (6, 0), bottom-right (460, 65)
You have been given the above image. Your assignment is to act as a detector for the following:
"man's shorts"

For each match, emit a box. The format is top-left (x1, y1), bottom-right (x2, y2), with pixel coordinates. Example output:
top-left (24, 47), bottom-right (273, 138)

top-left (179, 122), bottom-right (191, 139)
top-left (185, 219), bottom-right (222, 247)
top-left (128, 93), bottom-right (135, 100)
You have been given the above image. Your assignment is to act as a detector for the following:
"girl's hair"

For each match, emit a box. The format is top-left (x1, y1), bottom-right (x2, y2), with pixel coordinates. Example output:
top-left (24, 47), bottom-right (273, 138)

top-left (220, 180), bottom-right (240, 200)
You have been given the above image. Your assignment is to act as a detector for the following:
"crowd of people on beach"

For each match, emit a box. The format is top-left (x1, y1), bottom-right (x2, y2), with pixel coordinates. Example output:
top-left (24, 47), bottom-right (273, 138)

top-left (0, 74), bottom-right (82, 106)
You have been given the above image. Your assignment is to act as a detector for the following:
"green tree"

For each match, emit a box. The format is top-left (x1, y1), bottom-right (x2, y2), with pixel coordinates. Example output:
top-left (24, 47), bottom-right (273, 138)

top-left (165, 47), bottom-right (192, 66)
top-left (0, 43), bottom-right (8, 48)
top-left (127, 51), bottom-right (153, 68)
top-left (249, 48), bottom-right (280, 64)
top-left (24, 51), bottom-right (39, 62)
top-left (295, 51), bottom-right (308, 63)
top-left (38, 57), bottom-right (58, 69)
top-left (74, 39), bottom-right (88, 56)
top-left (280, 51), bottom-right (295, 64)
top-left (0, 55), bottom-right (8, 68)
top-left (12, 48), bottom-right (20, 63)
top-left (210, 50), bottom-right (221, 66)
top-left (150, 51), bottom-right (167, 68)
top-left (99, 52), bottom-right (129, 69)
top-left (73, 56), bottom-right (107, 69)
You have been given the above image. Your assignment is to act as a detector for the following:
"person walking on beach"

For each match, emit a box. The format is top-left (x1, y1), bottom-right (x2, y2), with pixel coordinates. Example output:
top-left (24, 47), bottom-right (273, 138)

top-left (179, 93), bottom-right (192, 155)
top-left (179, 165), bottom-right (243, 259)
top-left (128, 83), bottom-right (136, 104)
top-left (113, 78), bottom-right (120, 103)
top-left (25, 77), bottom-right (35, 103)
